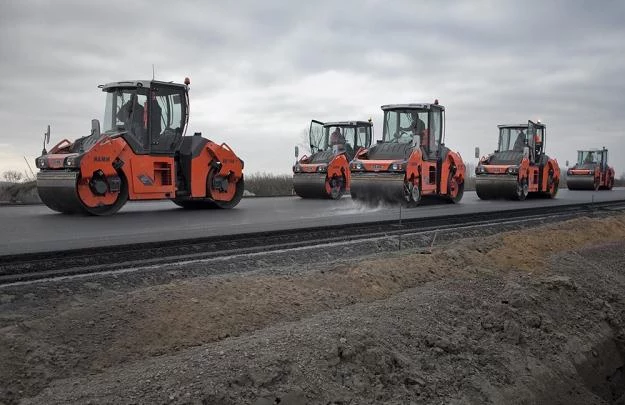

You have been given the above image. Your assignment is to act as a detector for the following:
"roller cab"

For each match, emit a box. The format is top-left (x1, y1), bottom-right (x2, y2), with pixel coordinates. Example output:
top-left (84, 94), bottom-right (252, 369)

top-left (350, 101), bottom-right (466, 207)
top-left (566, 148), bottom-right (614, 190)
top-left (293, 120), bottom-right (372, 199)
top-left (35, 78), bottom-right (244, 216)
top-left (475, 121), bottom-right (560, 200)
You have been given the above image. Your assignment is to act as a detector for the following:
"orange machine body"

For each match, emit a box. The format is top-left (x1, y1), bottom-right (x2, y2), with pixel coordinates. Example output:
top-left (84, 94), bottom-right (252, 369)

top-left (566, 148), bottom-right (615, 190)
top-left (35, 79), bottom-right (244, 215)
top-left (349, 102), bottom-right (466, 206)
top-left (293, 120), bottom-right (373, 199)
top-left (475, 121), bottom-right (560, 200)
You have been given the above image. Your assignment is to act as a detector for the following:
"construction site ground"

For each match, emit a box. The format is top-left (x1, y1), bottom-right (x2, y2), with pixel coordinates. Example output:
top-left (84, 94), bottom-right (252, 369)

top-left (1, 213), bottom-right (625, 405)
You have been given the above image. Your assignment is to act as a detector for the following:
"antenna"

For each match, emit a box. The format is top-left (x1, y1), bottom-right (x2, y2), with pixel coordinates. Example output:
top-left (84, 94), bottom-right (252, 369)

top-left (23, 156), bottom-right (36, 180)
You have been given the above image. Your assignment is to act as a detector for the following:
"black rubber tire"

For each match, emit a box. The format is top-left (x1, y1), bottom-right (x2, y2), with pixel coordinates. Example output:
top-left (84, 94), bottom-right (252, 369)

top-left (514, 179), bottom-right (528, 201)
top-left (448, 178), bottom-right (464, 204)
top-left (546, 176), bottom-right (559, 199)
top-left (403, 180), bottom-right (421, 208)
top-left (327, 175), bottom-right (345, 200)
top-left (173, 171), bottom-right (244, 210)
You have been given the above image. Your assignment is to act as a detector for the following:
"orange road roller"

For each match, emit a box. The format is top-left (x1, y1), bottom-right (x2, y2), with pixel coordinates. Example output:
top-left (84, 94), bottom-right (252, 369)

top-left (566, 148), bottom-right (615, 190)
top-left (35, 78), bottom-right (244, 215)
top-left (475, 121), bottom-right (560, 200)
top-left (349, 101), bottom-right (466, 206)
top-left (293, 119), bottom-right (373, 199)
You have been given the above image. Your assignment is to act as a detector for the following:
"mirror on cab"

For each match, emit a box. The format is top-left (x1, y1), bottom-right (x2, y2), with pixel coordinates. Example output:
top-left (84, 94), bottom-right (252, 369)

top-left (295, 145), bottom-right (299, 159)
top-left (42, 124), bottom-right (51, 154)
top-left (474, 147), bottom-right (480, 159)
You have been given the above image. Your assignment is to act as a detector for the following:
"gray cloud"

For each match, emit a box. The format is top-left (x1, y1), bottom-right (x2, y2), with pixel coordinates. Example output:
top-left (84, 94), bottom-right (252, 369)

top-left (0, 0), bottom-right (624, 177)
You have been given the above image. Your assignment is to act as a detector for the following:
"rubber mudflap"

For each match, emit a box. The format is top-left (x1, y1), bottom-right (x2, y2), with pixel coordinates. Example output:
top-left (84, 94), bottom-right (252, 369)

top-left (293, 173), bottom-right (328, 199)
top-left (350, 173), bottom-right (405, 204)
top-left (475, 177), bottom-right (518, 199)
top-left (36, 171), bottom-right (85, 214)
top-left (566, 175), bottom-right (596, 190)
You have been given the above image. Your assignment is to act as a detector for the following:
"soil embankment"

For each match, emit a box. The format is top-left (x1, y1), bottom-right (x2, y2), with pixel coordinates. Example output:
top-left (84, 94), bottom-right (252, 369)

top-left (1, 215), bottom-right (624, 404)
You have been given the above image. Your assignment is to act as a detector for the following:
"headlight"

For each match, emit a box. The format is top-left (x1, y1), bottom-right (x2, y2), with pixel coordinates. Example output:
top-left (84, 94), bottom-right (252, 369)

top-left (36, 157), bottom-right (46, 168)
top-left (350, 162), bottom-right (363, 170)
top-left (475, 166), bottom-right (485, 175)
top-left (65, 156), bottom-right (77, 167)
top-left (391, 162), bottom-right (406, 171)
top-left (317, 165), bottom-right (327, 173)
top-left (567, 169), bottom-right (572, 175)
top-left (293, 165), bottom-right (301, 173)
top-left (506, 166), bottom-right (519, 175)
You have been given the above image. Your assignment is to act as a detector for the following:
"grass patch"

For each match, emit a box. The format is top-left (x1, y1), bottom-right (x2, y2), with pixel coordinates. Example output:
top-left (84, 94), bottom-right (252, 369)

top-left (244, 173), bottom-right (293, 197)
top-left (0, 180), bottom-right (40, 204)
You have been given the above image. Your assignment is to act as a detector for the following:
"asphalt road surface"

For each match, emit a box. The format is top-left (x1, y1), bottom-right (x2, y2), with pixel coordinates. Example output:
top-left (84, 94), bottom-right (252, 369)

top-left (1, 189), bottom-right (624, 256)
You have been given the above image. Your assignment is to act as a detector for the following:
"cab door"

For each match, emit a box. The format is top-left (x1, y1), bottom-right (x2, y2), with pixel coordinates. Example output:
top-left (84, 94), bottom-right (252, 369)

top-left (355, 124), bottom-right (372, 150)
top-left (424, 108), bottom-right (442, 193)
top-left (129, 85), bottom-right (182, 198)
top-left (527, 120), bottom-right (538, 162)
top-left (309, 120), bottom-right (325, 154)
top-left (527, 120), bottom-right (547, 191)
top-left (149, 85), bottom-right (185, 155)
top-left (599, 149), bottom-right (608, 182)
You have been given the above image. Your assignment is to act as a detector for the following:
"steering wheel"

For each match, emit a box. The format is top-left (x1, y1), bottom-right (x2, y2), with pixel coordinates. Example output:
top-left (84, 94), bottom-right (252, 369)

top-left (392, 130), bottom-right (409, 143)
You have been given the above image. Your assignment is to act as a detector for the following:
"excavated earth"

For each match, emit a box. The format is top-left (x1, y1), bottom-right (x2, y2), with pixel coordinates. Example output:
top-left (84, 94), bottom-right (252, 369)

top-left (1, 213), bottom-right (625, 404)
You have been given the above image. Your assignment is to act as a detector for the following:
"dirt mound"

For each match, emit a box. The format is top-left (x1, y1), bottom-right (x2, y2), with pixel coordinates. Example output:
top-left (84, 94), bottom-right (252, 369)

top-left (2, 214), bottom-right (625, 404)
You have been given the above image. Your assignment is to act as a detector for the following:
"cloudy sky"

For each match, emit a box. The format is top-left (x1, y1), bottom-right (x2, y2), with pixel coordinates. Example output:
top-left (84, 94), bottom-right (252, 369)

top-left (1, 0), bottom-right (624, 178)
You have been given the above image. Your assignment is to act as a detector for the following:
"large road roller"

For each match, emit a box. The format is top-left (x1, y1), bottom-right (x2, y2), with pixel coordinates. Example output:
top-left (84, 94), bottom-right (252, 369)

top-left (35, 78), bottom-right (244, 215)
top-left (349, 101), bottom-right (466, 206)
top-left (475, 121), bottom-right (560, 200)
top-left (293, 120), bottom-right (373, 199)
top-left (566, 148), bottom-right (615, 190)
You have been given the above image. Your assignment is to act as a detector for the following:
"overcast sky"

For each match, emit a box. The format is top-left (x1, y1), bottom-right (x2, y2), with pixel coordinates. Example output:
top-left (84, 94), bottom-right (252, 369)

top-left (1, 0), bottom-right (624, 178)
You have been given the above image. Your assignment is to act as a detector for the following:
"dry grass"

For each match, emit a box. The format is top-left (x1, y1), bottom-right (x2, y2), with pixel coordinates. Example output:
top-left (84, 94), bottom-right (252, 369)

top-left (0, 180), bottom-right (39, 203)
top-left (244, 172), bottom-right (293, 197)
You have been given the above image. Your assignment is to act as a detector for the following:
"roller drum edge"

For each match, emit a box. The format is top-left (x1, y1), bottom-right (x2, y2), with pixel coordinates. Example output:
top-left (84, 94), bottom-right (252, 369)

top-left (566, 175), bottom-right (596, 190)
top-left (293, 173), bottom-right (328, 199)
top-left (36, 171), bottom-right (85, 214)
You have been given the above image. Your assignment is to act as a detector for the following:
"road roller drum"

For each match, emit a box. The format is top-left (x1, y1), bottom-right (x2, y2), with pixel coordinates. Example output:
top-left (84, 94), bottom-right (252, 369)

top-left (566, 175), bottom-right (597, 190)
top-left (292, 173), bottom-right (331, 199)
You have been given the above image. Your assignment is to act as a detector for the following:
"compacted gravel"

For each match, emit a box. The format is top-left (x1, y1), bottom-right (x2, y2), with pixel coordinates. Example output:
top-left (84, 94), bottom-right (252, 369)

top-left (1, 214), bottom-right (625, 404)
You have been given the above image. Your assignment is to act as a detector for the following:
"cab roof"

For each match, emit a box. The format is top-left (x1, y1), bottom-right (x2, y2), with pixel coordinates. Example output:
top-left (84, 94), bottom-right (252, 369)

top-left (323, 121), bottom-right (372, 127)
top-left (99, 80), bottom-right (187, 91)
top-left (381, 103), bottom-right (445, 111)
top-left (498, 122), bottom-right (546, 129)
